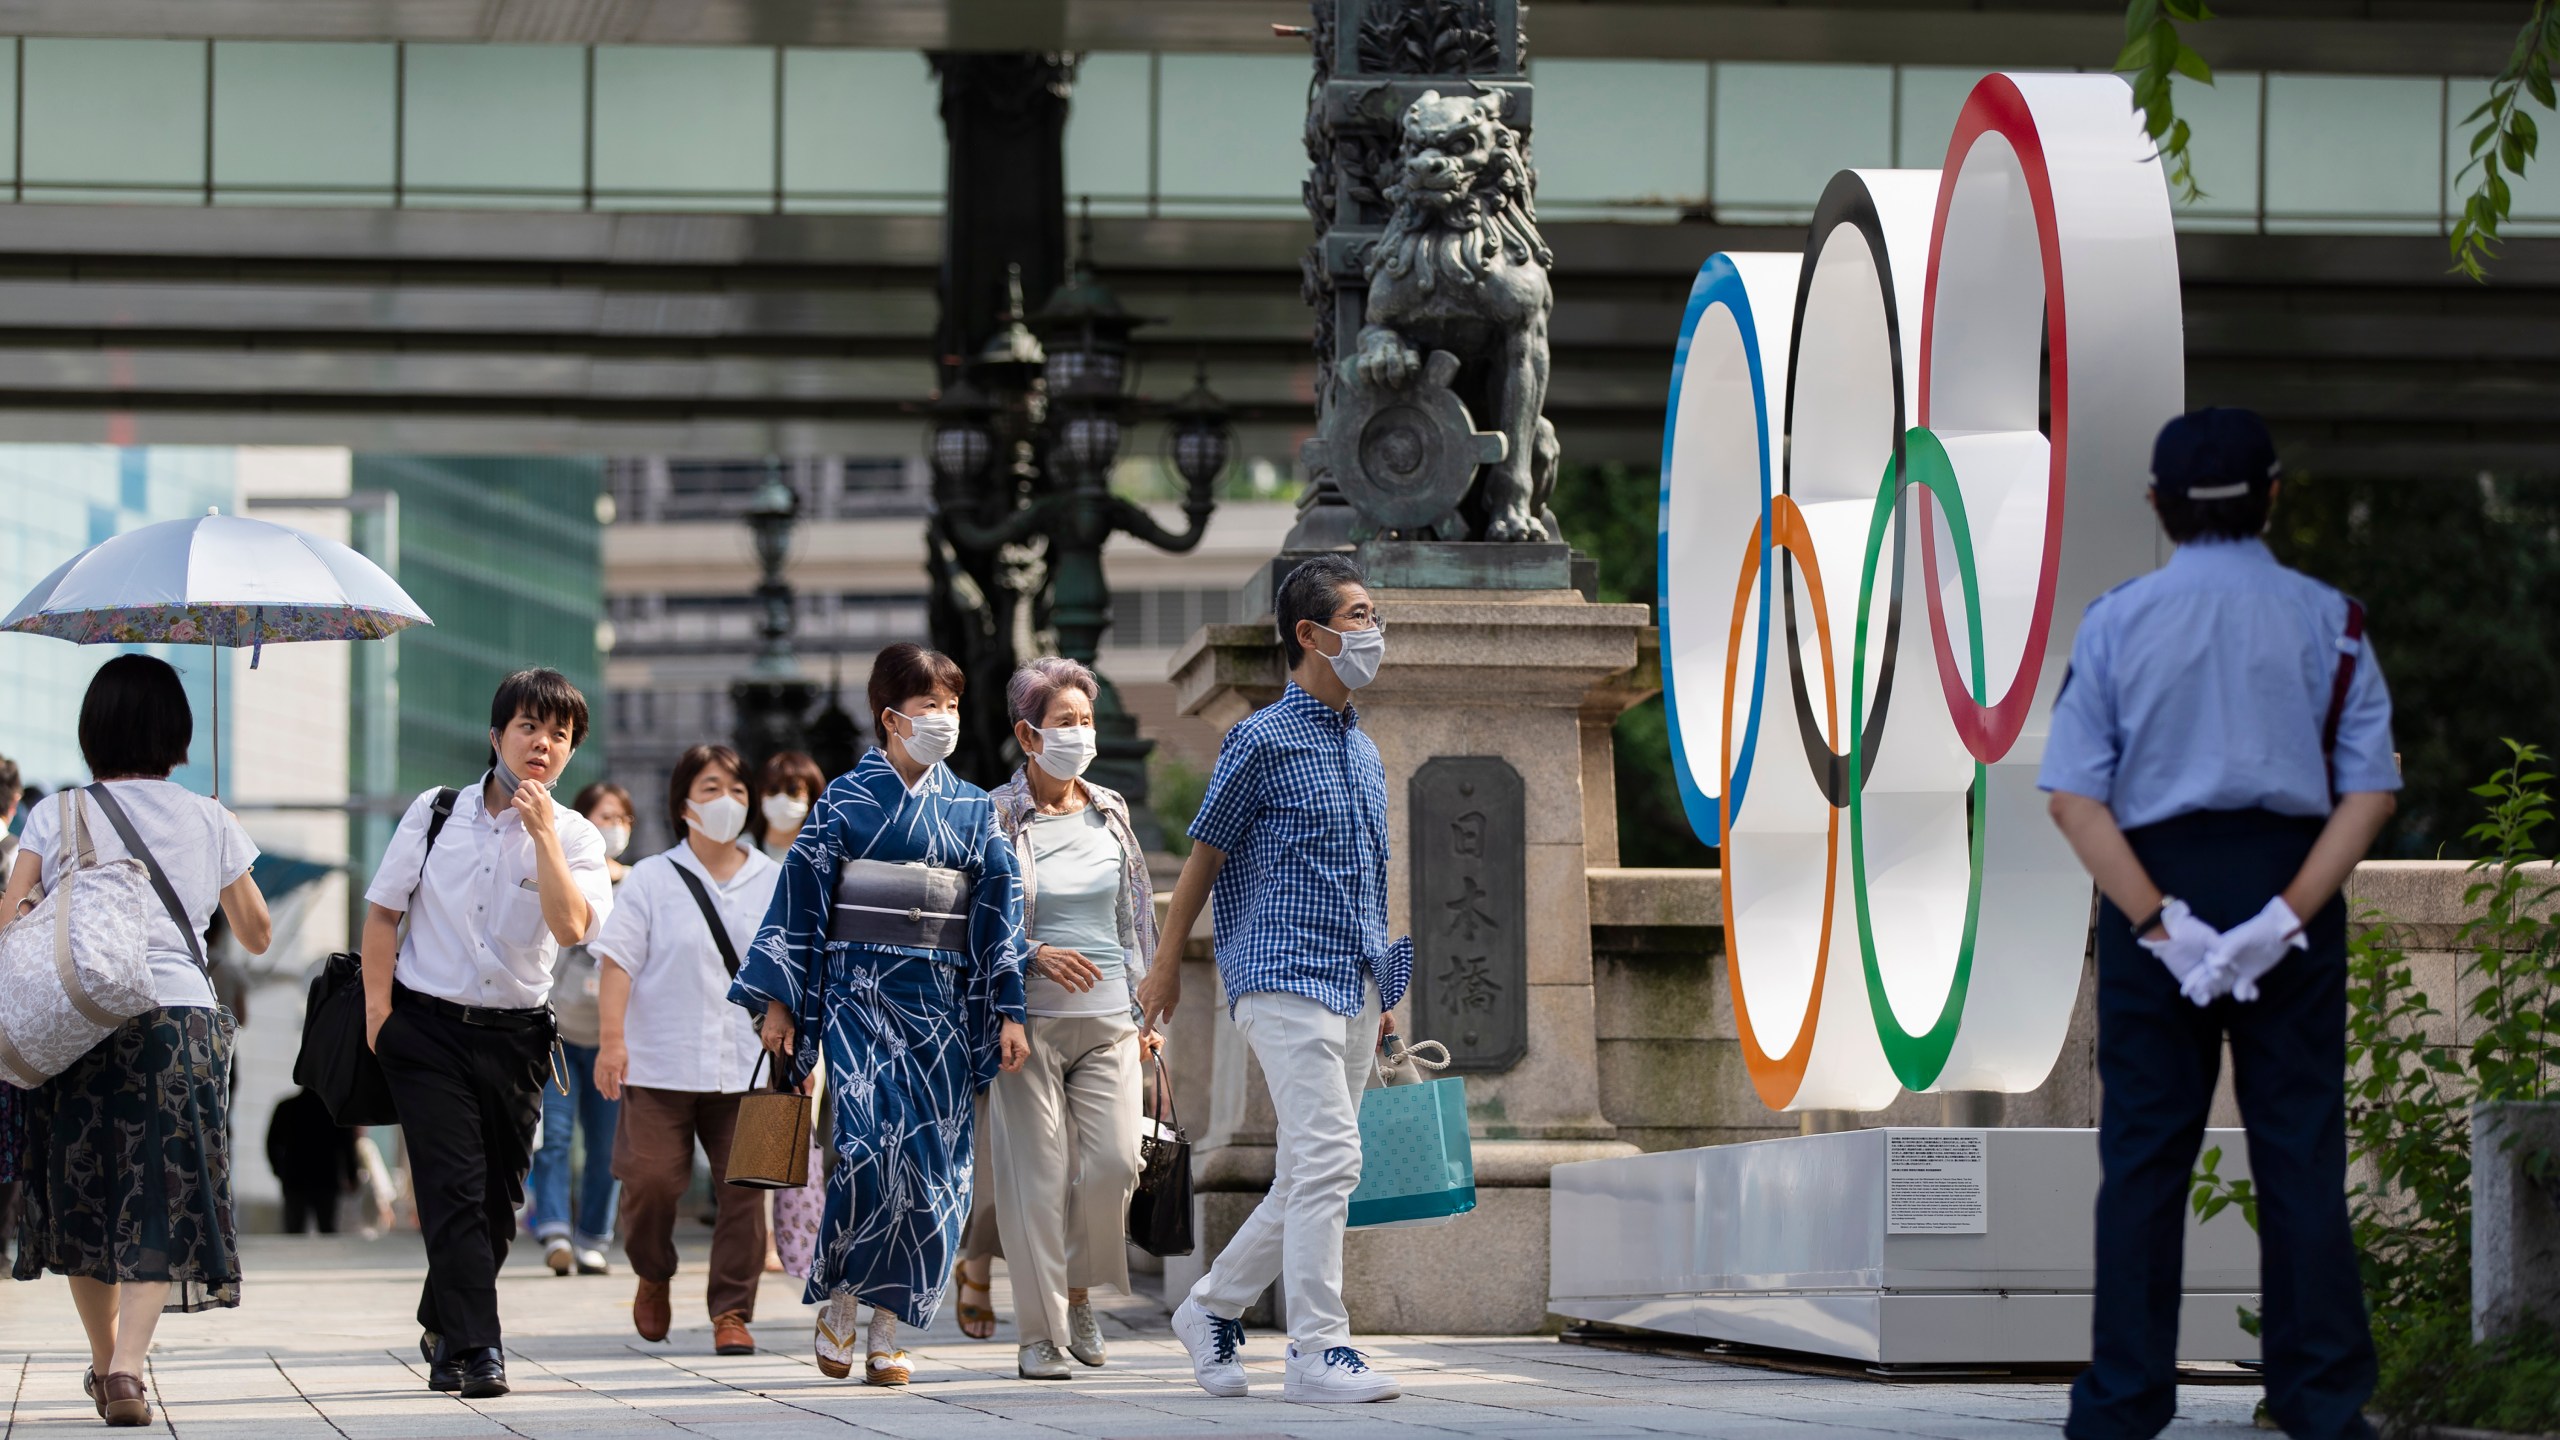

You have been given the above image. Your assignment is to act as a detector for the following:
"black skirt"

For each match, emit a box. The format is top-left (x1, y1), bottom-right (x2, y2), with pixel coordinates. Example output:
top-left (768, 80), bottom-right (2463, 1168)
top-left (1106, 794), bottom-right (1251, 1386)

top-left (12, 1006), bottom-right (241, 1312)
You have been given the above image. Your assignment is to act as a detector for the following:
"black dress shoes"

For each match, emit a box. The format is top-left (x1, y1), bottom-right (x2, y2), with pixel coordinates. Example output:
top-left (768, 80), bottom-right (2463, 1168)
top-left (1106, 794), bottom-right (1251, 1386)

top-left (457, 1348), bottom-right (509, 1399)
top-left (423, 1332), bottom-right (462, 1393)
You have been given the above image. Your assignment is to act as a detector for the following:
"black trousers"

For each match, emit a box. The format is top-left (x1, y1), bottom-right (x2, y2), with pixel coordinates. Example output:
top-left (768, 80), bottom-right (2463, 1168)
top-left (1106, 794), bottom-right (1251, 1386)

top-left (280, 1187), bottom-right (340, 1234)
top-left (376, 988), bottom-right (552, 1353)
top-left (2067, 808), bottom-right (2376, 1440)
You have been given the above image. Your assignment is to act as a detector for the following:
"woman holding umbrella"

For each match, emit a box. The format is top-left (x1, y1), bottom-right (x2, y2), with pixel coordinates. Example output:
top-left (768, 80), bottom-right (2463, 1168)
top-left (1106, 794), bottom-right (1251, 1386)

top-left (0, 655), bottom-right (272, 1428)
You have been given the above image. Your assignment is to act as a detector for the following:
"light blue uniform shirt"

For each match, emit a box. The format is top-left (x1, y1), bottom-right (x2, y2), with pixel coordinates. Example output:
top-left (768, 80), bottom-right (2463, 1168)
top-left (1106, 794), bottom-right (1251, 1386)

top-left (2037, 538), bottom-right (2399, 831)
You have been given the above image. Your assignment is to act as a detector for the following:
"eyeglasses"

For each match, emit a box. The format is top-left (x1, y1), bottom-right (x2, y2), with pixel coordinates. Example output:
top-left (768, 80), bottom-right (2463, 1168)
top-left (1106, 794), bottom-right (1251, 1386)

top-left (1330, 609), bottom-right (1386, 634)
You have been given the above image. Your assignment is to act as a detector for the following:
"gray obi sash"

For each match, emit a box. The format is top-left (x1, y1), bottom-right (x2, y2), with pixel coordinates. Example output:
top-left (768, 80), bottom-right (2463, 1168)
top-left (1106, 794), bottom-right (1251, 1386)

top-left (830, 858), bottom-right (971, 952)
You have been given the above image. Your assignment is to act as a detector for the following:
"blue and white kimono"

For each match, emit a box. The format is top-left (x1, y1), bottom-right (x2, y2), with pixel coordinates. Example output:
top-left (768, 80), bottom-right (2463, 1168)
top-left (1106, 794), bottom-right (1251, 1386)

top-left (730, 748), bottom-right (1027, 1325)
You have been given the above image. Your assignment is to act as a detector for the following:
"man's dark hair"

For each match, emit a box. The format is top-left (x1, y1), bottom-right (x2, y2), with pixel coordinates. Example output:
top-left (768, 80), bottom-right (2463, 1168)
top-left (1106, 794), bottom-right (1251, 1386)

top-left (79, 654), bottom-right (192, 779)
top-left (0, 753), bottom-right (21, 815)
top-left (1275, 555), bottom-right (1369, 670)
top-left (867, 642), bottom-right (966, 731)
top-left (667, 743), bottom-right (755, 840)
top-left (2154, 486), bottom-right (2273, 546)
top-left (489, 667), bottom-right (590, 748)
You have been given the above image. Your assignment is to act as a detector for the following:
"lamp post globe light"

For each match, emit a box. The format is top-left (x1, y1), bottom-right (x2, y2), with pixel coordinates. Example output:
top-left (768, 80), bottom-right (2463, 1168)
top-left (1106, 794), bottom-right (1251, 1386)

top-left (928, 216), bottom-right (1233, 843)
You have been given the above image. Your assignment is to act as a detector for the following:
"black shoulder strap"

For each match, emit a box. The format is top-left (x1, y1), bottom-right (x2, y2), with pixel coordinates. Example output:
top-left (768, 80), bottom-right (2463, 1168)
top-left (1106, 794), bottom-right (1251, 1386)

top-left (670, 862), bottom-right (743, 977)
top-left (84, 782), bottom-right (208, 974)
top-left (421, 787), bottom-right (460, 867)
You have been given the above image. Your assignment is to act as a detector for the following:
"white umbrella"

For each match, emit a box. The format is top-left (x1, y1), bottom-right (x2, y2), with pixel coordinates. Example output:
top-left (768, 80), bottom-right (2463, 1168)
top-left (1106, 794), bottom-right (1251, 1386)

top-left (4, 508), bottom-right (432, 796)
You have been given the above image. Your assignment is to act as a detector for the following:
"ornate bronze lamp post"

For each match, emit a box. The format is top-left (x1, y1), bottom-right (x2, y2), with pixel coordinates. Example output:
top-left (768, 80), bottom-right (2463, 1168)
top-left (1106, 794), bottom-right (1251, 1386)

top-left (927, 238), bottom-right (1232, 843)
top-left (729, 458), bottom-right (818, 777)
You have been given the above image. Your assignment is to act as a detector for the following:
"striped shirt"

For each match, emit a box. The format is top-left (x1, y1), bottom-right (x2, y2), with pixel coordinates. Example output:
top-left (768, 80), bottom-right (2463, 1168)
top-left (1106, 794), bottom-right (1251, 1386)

top-left (1189, 682), bottom-right (1413, 1018)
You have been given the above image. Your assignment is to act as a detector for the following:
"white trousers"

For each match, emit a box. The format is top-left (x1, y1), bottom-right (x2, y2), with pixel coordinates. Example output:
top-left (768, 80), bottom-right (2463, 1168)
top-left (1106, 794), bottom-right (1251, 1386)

top-left (1189, 977), bottom-right (1377, 1351)
top-left (988, 1011), bottom-right (1143, 1346)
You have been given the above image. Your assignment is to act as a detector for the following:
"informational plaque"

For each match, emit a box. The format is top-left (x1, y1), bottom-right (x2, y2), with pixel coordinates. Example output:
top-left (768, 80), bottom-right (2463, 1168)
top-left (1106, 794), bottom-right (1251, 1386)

top-left (1408, 756), bottom-right (1526, 1071)
top-left (1886, 1130), bottom-right (1990, 1234)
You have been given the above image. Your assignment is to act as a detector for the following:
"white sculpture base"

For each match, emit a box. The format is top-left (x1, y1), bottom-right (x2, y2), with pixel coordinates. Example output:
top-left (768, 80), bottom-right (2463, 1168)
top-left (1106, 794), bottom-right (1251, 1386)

top-left (1549, 1128), bottom-right (2263, 1366)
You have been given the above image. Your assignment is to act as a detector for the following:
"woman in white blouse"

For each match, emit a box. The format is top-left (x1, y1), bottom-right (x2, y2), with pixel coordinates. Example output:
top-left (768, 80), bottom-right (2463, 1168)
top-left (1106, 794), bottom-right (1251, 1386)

top-left (985, 657), bottom-right (1160, 1380)
top-left (0, 655), bottom-right (272, 1427)
top-left (592, 743), bottom-right (782, 1358)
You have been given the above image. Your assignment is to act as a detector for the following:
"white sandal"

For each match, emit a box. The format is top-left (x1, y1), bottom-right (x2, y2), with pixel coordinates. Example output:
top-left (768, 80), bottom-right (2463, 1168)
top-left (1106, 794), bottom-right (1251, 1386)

top-left (813, 1296), bottom-right (861, 1380)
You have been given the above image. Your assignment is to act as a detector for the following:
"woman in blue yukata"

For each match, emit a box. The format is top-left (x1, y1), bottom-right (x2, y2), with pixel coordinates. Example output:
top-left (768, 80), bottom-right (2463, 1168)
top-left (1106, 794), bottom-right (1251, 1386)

top-left (730, 643), bottom-right (1029, 1386)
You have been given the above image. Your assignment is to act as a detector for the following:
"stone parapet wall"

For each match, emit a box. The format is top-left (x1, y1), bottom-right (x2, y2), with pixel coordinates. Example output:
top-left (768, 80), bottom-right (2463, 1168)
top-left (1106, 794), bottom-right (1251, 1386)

top-left (1586, 859), bottom-right (2503, 1147)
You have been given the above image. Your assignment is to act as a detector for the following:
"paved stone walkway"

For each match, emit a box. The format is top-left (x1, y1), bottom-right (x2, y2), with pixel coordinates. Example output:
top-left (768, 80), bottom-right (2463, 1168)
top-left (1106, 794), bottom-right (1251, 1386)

top-left (1, 1236), bottom-right (2265, 1438)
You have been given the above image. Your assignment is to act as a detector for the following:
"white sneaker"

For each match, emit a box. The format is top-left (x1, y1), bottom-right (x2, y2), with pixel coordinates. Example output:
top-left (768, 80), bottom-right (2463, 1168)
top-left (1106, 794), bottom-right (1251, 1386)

top-left (1017, 1340), bottom-right (1072, 1380)
top-left (1282, 1344), bottom-right (1399, 1403)
top-left (1169, 1297), bottom-right (1249, 1397)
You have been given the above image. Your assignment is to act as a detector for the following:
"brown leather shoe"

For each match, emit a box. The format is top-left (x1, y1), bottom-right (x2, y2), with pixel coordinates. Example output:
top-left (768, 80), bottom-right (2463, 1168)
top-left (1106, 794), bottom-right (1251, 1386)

top-left (634, 1277), bottom-right (672, 1342)
top-left (712, 1311), bottom-right (755, 1356)
top-left (100, 1371), bottom-right (150, 1427)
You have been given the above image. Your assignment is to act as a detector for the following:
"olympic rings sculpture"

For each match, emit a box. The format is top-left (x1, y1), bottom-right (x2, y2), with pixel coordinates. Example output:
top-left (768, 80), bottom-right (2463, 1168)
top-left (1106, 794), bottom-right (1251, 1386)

top-left (1659, 73), bottom-right (2185, 1111)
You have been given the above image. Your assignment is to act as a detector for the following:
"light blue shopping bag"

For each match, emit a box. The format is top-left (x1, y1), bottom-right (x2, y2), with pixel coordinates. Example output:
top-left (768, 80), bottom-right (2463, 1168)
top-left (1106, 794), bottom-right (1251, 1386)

top-left (1347, 1075), bottom-right (1475, 1229)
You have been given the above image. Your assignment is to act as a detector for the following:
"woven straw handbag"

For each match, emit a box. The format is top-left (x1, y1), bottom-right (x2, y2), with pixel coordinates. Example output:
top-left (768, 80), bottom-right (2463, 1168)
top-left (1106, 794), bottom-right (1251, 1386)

top-left (726, 1051), bottom-right (812, 1190)
top-left (0, 791), bottom-right (159, 1088)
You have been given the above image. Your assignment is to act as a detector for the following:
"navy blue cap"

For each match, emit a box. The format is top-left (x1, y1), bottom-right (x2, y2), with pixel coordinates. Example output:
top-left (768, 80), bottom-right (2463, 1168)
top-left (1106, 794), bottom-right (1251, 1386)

top-left (2151, 408), bottom-right (2280, 499)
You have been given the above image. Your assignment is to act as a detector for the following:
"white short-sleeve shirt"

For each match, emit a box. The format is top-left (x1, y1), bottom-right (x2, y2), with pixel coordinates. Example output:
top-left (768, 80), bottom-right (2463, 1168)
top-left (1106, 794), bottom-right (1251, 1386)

top-left (19, 779), bottom-right (257, 1010)
top-left (592, 841), bottom-right (778, 1093)
top-left (363, 777), bottom-right (614, 1010)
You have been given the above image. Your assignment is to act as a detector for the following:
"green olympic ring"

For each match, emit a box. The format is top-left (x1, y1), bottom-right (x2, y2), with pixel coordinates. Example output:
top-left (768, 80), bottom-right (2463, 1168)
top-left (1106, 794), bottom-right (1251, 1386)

top-left (1847, 425), bottom-right (1989, 1092)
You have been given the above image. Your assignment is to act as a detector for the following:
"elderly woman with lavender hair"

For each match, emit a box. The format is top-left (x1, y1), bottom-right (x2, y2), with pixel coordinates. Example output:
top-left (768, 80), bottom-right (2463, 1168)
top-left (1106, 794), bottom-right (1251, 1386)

top-left (983, 656), bottom-right (1161, 1381)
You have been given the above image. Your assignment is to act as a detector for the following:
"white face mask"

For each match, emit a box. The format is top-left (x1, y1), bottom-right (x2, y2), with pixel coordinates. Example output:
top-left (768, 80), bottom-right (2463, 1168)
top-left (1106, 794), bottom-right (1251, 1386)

top-left (687, 793), bottom-right (749, 845)
top-left (597, 823), bottom-right (630, 858)
top-left (892, 709), bottom-right (961, 767)
top-left (1320, 623), bottom-right (1385, 690)
top-left (1032, 724), bottom-right (1098, 780)
top-left (762, 793), bottom-right (810, 832)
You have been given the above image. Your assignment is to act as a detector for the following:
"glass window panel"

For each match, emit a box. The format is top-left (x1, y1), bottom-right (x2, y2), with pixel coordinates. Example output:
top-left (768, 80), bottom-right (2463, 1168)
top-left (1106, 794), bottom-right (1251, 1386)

top-left (1896, 66), bottom-right (1987, 168)
top-left (403, 44), bottom-right (584, 203)
top-left (2447, 77), bottom-right (2560, 227)
top-left (2264, 73), bottom-right (2440, 231)
top-left (782, 48), bottom-right (943, 206)
top-left (2165, 71), bottom-right (2263, 227)
top-left (213, 43), bottom-right (394, 199)
top-left (593, 45), bottom-right (773, 207)
top-left (1714, 63), bottom-right (1892, 218)
top-left (1155, 54), bottom-right (1306, 206)
top-left (1529, 59), bottom-right (1705, 218)
top-left (1066, 52), bottom-right (1152, 207)
top-left (24, 39), bottom-right (206, 199)
top-left (0, 41), bottom-right (18, 185)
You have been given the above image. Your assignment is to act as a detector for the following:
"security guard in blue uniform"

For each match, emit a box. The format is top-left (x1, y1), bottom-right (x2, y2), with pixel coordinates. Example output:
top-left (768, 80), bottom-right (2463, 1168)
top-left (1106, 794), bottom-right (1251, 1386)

top-left (2041, 408), bottom-right (2398, 1440)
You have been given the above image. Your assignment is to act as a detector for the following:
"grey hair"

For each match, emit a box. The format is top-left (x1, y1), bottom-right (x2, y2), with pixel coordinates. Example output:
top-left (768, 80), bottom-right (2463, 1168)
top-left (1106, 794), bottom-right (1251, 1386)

top-left (1008, 656), bottom-right (1099, 726)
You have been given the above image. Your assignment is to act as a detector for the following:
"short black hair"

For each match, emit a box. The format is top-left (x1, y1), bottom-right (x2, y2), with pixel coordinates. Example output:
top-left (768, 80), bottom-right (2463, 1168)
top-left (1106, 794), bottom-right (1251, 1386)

top-left (1274, 555), bottom-right (1369, 670)
top-left (2155, 486), bottom-right (2273, 545)
top-left (667, 743), bottom-right (754, 840)
top-left (489, 668), bottom-right (590, 748)
top-left (867, 643), bottom-right (966, 732)
top-left (79, 654), bottom-right (192, 779)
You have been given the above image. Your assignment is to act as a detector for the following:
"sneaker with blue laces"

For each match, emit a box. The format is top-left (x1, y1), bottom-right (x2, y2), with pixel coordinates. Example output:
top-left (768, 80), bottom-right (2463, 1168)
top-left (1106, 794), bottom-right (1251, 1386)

top-left (1282, 1343), bottom-right (1399, 1403)
top-left (1170, 1297), bottom-right (1249, 1397)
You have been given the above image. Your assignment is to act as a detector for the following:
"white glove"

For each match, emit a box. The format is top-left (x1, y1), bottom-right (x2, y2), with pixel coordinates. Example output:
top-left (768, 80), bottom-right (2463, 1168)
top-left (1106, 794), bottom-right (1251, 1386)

top-left (2136, 898), bottom-right (2225, 1007)
top-left (2208, 895), bottom-right (2309, 1003)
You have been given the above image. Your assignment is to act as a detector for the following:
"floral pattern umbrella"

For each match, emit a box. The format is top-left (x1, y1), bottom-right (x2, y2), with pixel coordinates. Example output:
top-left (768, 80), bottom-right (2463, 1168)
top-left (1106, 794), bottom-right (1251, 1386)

top-left (4, 510), bottom-right (432, 795)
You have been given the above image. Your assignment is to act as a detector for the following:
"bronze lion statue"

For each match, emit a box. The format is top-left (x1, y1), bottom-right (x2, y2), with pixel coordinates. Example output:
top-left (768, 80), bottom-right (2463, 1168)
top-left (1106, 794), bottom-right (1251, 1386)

top-left (1348, 88), bottom-right (1559, 542)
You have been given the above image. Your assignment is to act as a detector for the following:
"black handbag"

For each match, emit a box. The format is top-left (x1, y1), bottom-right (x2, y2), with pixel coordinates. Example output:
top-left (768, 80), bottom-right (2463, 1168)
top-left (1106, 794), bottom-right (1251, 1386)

top-left (1126, 1049), bottom-right (1194, 1257)
top-left (293, 788), bottom-right (457, 1126)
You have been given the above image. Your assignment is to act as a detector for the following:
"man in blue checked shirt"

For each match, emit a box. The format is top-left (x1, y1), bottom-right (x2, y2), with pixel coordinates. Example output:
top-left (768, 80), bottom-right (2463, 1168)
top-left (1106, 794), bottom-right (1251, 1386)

top-left (2042, 409), bottom-right (2396, 1440)
top-left (1138, 554), bottom-right (1413, 1406)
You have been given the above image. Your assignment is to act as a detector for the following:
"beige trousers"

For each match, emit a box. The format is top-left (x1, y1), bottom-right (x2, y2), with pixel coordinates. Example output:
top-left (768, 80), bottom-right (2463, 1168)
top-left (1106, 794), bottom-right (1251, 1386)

top-left (989, 1010), bottom-right (1143, 1347)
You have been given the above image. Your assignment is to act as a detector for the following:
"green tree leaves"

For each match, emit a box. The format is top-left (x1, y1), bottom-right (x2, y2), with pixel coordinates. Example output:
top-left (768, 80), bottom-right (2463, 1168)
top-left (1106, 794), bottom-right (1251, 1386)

top-left (2453, 1), bottom-right (2560, 280)
top-left (2115, 0), bottom-right (2218, 204)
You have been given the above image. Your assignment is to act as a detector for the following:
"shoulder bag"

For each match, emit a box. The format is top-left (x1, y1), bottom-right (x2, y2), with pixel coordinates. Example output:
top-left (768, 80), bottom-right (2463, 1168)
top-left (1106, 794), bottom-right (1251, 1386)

top-left (293, 787), bottom-right (458, 1125)
top-left (0, 791), bottom-right (159, 1088)
top-left (1126, 1049), bottom-right (1194, 1256)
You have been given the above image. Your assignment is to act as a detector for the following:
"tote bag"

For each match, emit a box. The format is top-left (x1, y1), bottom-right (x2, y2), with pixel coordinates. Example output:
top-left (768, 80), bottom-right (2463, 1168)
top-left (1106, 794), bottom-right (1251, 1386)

top-left (1126, 1050), bottom-right (1194, 1256)
top-left (0, 791), bottom-right (158, 1088)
